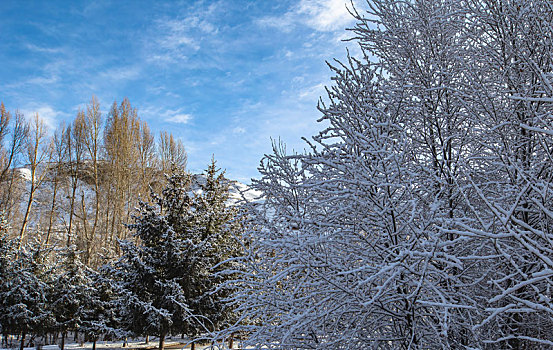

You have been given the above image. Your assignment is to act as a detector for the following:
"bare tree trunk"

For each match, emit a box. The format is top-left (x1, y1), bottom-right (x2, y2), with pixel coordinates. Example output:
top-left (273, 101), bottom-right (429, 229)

top-left (19, 178), bottom-right (35, 249)
top-left (0, 110), bottom-right (27, 227)
top-left (67, 181), bottom-right (77, 246)
top-left (60, 333), bottom-right (65, 350)
top-left (19, 113), bottom-right (49, 250)
top-left (84, 96), bottom-right (102, 264)
top-left (80, 192), bottom-right (92, 264)
top-left (19, 332), bottom-right (26, 350)
top-left (45, 177), bottom-right (59, 246)
top-left (158, 331), bottom-right (166, 350)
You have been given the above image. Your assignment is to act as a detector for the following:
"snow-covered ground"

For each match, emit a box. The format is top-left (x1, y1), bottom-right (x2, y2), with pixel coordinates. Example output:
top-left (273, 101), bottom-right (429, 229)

top-left (1, 337), bottom-right (245, 350)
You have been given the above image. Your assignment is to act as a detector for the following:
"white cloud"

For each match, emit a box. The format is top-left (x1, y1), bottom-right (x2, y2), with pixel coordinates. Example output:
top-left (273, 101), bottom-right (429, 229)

top-left (99, 65), bottom-right (141, 81)
top-left (146, 2), bottom-right (221, 64)
top-left (166, 113), bottom-right (193, 124)
top-left (298, 0), bottom-right (355, 31)
top-left (299, 82), bottom-right (326, 101)
top-left (257, 0), bottom-right (357, 33)
top-left (141, 106), bottom-right (193, 124)
top-left (26, 75), bottom-right (59, 85)
top-left (20, 105), bottom-right (65, 131)
top-left (25, 44), bottom-right (63, 54)
top-left (256, 13), bottom-right (296, 33)
top-left (159, 19), bottom-right (200, 51)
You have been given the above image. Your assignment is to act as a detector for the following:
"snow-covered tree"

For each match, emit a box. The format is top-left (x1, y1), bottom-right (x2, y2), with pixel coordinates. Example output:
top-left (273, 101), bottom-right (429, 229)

top-left (50, 247), bottom-right (95, 350)
top-left (221, 0), bottom-right (553, 349)
top-left (0, 213), bottom-right (14, 343)
top-left (80, 267), bottom-right (122, 350)
top-left (110, 161), bottom-right (241, 350)
top-left (0, 239), bottom-right (55, 350)
top-left (453, 1), bottom-right (553, 347)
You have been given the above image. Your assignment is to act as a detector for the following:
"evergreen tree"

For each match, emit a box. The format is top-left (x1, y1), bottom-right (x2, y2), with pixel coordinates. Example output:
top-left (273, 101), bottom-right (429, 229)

top-left (185, 160), bottom-right (243, 336)
top-left (80, 267), bottom-right (122, 350)
top-left (111, 161), bottom-right (241, 350)
top-left (51, 247), bottom-right (94, 350)
top-left (0, 213), bottom-right (14, 345)
top-left (1, 239), bottom-right (54, 350)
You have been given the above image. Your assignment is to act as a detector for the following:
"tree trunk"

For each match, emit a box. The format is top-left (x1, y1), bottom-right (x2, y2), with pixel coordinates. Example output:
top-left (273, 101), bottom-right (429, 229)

top-left (44, 177), bottom-right (59, 247)
top-left (158, 331), bottom-right (165, 350)
top-left (19, 180), bottom-right (35, 250)
top-left (228, 335), bottom-right (233, 349)
top-left (19, 332), bottom-right (26, 350)
top-left (60, 332), bottom-right (65, 350)
top-left (67, 182), bottom-right (77, 247)
top-left (92, 339), bottom-right (97, 350)
top-left (145, 335), bottom-right (149, 344)
top-left (190, 342), bottom-right (195, 350)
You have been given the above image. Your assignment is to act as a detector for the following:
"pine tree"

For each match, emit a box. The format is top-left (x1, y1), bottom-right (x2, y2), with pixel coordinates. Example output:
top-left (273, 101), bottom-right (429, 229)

top-left (111, 161), bottom-right (241, 350)
top-left (185, 160), bottom-right (242, 338)
top-left (1, 239), bottom-right (54, 350)
top-left (80, 268), bottom-right (122, 350)
top-left (0, 212), bottom-right (14, 344)
top-left (51, 247), bottom-right (94, 350)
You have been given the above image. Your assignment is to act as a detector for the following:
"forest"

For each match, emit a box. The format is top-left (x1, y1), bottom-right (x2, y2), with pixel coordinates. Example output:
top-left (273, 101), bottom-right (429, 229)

top-left (2, 0), bottom-right (553, 349)
top-left (0, 97), bottom-right (189, 265)
top-left (0, 98), bottom-right (242, 350)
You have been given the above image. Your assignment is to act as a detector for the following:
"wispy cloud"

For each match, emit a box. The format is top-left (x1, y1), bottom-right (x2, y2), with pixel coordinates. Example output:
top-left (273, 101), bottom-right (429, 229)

top-left (166, 113), bottom-right (193, 124)
top-left (146, 2), bottom-right (221, 64)
top-left (26, 75), bottom-right (59, 86)
top-left (298, 0), bottom-right (356, 31)
top-left (25, 43), bottom-right (63, 54)
top-left (1, 0), bottom-right (360, 182)
top-left (20, 104), bottom-right (67, 131)
top-left (299, 82), bottom-right (326, 101)
top-left (99, 65), bottom-right (142, 82)
top-left (141, 106), bottom-right (193, 125)
top-left (257, 0), bottom-right (357, 33)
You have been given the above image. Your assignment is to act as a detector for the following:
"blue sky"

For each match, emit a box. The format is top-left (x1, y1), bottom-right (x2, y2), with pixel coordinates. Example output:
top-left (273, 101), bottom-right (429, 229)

top-left (0, 0), bottom-right (359, 182)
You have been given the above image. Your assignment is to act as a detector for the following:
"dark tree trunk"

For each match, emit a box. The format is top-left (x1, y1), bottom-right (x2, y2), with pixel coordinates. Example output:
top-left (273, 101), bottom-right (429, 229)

top-left (92, 339), bottom-right (97, 350)
top-left (60, 332), bottom-right (66, 350)
top-left (145, 335), bottom-right (149, 344)
top-left (158, 331), bottom-right (166, 350)
top-left (190, 341), bottom-right (195, 350)
top-left (229, 335), bottom-right (233, 349)
top-left (19, 332), bottom-right (26, 350)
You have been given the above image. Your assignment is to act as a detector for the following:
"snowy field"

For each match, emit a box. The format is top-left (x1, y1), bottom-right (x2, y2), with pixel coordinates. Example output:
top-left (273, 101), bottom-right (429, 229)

top-left (0, 338), bottom-right (246, 350)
